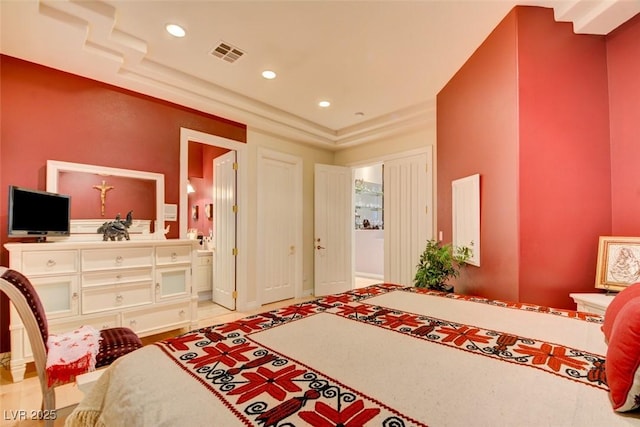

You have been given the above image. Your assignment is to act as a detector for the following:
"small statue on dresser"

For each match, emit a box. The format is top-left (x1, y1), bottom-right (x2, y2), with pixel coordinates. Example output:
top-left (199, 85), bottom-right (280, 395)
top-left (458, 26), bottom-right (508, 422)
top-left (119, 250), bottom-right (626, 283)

top-left (98, 210), bottom-right (133, 241)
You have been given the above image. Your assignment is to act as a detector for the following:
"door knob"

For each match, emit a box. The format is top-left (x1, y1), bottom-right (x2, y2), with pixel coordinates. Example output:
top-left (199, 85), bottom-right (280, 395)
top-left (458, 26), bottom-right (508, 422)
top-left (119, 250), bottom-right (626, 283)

top-left (316, 245), bottom-right (325, 250)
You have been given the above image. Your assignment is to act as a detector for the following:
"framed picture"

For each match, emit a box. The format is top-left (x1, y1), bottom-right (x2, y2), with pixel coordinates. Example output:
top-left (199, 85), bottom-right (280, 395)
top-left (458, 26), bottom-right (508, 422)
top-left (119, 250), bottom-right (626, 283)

top-left (595, 236), bottom-right (640, 291)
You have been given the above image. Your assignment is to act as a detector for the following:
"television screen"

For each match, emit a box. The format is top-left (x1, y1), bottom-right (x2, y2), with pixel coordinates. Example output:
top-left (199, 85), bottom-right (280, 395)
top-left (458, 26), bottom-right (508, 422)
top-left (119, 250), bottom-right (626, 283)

top-left (8, 186), bottom-right (71, 237)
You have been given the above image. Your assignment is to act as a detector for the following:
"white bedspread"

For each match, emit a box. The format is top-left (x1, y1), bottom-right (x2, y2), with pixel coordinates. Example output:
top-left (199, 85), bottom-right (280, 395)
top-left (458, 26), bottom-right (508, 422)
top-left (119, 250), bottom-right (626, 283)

top-left (66, 285), bottom-right (640, 426)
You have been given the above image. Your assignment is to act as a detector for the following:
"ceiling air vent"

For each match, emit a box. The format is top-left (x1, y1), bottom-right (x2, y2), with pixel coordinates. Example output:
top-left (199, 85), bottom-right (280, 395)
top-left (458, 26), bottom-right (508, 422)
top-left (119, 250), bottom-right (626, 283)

top-left (209, 42), bottom-right (245, 63)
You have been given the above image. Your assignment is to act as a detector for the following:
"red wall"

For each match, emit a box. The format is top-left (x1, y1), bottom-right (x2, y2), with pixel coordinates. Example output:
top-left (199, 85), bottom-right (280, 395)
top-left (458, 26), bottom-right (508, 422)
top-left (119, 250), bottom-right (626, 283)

top-left (0, 55), bottom-right (247, 351)
top-left (58, 171), bottom-right (156, 222)
top-left (436, 10), bottom-right (520, 302)
top-left (438, 7), bottom-right (613, 308)
top-left (517, 7), bottom-right (611, 308)
top-left (607, 14), bottom-right (640, 236)
top-left (187, 142), bottom-right (230, 235)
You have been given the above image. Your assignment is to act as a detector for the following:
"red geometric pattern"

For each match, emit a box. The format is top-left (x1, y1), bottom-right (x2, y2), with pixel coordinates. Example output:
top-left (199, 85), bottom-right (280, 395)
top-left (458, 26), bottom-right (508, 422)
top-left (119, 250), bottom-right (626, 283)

top-left (334, 298), bottom-right (608, 391)
top-left (156, 284), bottom-right (424, 427)
top-left (405, 287), bottom-right (604, 323)
top-left (299, 400), bottom-right (381, 426)
top-left (228, 364), bottom-right (307, 404)
top-left (187, 342), bottom-right (257, 369)
top-left (155, 284), bottom-right (608, 426)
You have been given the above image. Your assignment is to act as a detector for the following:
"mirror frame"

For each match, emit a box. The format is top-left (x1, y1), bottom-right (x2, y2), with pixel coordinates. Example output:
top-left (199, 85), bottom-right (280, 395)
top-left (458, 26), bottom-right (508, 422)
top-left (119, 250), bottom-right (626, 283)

top-left (46, 160), bottom-right (165, 239)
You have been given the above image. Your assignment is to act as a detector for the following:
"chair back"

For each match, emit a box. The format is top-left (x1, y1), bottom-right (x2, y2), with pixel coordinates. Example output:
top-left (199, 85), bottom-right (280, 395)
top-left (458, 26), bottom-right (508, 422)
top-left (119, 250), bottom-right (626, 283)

top-left (0, 267), bottom-right (49, 390)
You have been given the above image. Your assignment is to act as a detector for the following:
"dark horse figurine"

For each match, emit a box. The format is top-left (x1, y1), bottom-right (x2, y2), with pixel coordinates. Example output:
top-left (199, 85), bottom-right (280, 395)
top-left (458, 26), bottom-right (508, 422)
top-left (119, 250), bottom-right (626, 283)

top-left (98, 210), bottom-right (133, 241)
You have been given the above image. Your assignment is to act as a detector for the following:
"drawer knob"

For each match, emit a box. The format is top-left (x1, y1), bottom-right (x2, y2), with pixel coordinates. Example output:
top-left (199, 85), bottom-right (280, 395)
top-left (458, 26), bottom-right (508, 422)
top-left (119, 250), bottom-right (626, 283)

top-left (102, 324), bottom-right (110, 329)
top-left (46, 259), bottom-right (56, 267)
top-left (116, 274), bottom-right (122, 280)
top-left (116, 294), bottom-right (123, 303)
top-left (156, 283), bottom-right (161, 292)
top-left (179, 310), bottom-right (185, 316)
top-left (129, 320), bottom-right (137, 327)
top-left (72, 292), bottom-right (79, 300)
top-left (171, 252), bottom-right (178, 261)
top-left (115, 256), bottom-right (124, 264)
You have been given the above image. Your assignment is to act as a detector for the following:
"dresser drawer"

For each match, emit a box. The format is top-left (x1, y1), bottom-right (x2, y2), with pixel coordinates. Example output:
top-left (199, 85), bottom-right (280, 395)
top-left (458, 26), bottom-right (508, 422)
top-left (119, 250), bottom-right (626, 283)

top-left (82, 268), bottom-right (153, 288)
top-left (197, 253), bottom-right (213, 266)
top-left (82, 283), bottom-right (153, 314)
top-left (21, 250), bottom-right (78, 276)
top-left (82, 247), bottom-right (153, 271)
top-left (123, 302), bottom-right (190, 335)
top-left (156, 245), bottom-right (192, 265)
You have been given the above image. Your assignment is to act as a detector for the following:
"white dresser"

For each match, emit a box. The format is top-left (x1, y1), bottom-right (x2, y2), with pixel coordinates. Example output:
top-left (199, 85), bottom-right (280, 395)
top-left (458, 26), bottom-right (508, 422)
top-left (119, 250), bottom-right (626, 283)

top-left (4, 239), bottom-right (199, 382)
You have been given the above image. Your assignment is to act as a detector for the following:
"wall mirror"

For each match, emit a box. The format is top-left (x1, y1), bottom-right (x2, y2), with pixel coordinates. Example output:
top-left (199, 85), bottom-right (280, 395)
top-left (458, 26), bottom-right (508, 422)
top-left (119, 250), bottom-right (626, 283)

top-left (46, 160), bottom-right (165, 240)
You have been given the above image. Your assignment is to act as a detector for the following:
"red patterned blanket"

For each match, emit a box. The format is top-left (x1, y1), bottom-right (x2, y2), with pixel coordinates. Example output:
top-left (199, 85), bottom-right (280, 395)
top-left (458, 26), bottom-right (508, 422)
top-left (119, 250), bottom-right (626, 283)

top-left (68, 285), bottom-right (634, 426)
top-left (154, 285), bottom-right (608, 426)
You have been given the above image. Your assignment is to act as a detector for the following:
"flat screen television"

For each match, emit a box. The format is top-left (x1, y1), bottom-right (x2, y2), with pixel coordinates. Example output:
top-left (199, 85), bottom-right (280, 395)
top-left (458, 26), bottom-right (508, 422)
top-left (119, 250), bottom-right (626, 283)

top-left (8, 186), bottom-right (71, 238)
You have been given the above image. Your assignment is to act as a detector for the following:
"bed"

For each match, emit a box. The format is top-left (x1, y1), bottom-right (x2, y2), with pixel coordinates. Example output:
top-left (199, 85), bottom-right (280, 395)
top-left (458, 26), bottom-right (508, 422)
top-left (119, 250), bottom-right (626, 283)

top-left (66, 284), bottom-right (640, 426)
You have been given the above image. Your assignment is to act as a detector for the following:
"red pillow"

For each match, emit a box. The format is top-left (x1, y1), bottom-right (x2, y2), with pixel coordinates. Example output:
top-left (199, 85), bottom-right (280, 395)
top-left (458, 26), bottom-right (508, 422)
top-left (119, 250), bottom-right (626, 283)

top-left (606, 296), bottom-right (640, 411)
top-left (602, 283), bottom-right (640, 342)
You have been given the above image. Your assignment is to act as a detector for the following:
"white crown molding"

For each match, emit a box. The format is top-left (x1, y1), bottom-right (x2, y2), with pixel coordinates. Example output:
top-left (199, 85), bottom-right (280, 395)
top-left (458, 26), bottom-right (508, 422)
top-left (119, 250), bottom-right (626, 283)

top-left (552, 0), bottom-right (640, 34)
top-left (27, 0), bottom-right (640, 150)
top-left (24, 0), bottom-right (436, 149)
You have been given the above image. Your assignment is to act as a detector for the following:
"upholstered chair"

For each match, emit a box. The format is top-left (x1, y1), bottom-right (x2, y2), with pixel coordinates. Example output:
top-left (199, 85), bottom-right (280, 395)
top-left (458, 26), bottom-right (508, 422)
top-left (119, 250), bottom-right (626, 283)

top-left (0, 267), bottom-right (143, 426)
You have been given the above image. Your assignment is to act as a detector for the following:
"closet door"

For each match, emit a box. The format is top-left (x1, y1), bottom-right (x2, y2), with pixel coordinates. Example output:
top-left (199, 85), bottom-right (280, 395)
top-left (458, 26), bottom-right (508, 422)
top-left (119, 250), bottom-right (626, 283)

top-left (384, 149), bottom-right (433, 285)
top-left (257, 148), bottom-right (302, 304)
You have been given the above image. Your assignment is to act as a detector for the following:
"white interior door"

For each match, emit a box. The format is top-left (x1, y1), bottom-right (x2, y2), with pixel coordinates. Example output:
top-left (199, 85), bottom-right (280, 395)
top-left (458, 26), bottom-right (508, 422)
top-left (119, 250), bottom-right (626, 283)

top-left (314, 164), bottom-right (353, 296)
top-left (384, 149), bottom-right (433, 286)
top-left (258, 149), bottom-right (302, 304)
top-left (213, 150), bottom-right (237, 309)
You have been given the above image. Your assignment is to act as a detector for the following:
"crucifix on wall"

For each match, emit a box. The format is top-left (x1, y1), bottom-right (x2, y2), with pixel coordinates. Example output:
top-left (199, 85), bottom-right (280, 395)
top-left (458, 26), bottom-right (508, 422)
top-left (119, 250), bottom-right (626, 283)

top-left (93, 180), bottom-right (115, 216)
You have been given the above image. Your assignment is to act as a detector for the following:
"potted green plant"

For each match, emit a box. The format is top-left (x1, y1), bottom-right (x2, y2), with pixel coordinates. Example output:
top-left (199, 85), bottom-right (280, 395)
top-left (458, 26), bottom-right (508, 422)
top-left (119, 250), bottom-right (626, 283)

top-left (414, 240), bottom-right (471, 293)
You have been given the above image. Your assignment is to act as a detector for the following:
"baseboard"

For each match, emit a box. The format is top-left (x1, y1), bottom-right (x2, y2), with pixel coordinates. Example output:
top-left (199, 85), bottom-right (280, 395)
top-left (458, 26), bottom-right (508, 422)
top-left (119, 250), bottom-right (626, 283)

top-left (355, 272), bottom-right (384, 280)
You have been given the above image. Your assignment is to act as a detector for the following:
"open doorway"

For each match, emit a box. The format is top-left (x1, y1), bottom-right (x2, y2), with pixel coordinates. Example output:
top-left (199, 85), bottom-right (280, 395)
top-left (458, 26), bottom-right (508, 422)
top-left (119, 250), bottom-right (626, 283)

top-left (187, 142), bottom-right (230, 303)
top-left (187, 142), bottom-right (237, 310)
top-left (179, 128), bottom-right (248, 313)
top-left (354, 163), bottom-right (384, 288)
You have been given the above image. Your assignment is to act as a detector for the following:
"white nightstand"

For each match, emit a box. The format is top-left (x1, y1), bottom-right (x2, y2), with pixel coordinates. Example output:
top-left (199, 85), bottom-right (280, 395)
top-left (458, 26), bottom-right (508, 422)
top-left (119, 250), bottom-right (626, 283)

top-left (569, 293), bottom-right (617, 315)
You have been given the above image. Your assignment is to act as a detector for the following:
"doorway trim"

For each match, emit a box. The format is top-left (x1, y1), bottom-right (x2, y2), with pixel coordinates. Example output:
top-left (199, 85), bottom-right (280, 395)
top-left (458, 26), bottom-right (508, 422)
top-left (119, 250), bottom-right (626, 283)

top-left (179, 127), bottom-right (248, 311)
top-left (342, 146), bottom-right (434, 286)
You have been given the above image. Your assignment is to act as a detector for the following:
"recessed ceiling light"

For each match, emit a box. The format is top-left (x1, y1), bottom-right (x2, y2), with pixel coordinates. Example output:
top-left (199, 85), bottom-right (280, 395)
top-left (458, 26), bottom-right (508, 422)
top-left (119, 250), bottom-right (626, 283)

top-left (262, 70), bottom-right (277, 79)
top-left (166, 24), bottom-right (186, 38)
top-left (318, 100), bottom-right (331, 108)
